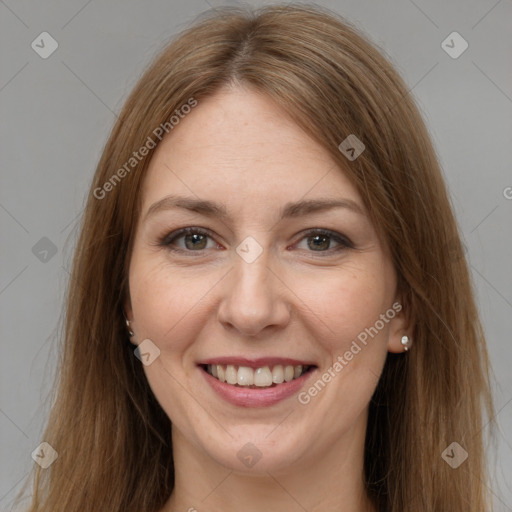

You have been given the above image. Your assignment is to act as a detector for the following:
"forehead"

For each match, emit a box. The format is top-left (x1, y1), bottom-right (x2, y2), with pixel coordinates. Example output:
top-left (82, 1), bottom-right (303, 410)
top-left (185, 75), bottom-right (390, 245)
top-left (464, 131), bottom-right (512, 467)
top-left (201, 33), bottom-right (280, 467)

top-left (141, 86), bottom-right (362, 214)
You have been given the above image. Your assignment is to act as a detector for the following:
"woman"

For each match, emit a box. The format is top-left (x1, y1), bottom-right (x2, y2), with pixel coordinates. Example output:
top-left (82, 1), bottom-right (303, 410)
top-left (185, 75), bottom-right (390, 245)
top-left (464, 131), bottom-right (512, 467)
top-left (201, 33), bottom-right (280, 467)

top-left (18, 4), bottom-right (495, 511)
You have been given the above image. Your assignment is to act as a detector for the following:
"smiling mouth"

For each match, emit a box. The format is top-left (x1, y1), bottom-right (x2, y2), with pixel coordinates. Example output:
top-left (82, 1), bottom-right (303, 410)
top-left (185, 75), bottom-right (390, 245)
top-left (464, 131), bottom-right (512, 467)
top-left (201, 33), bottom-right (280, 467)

top-left (200, 364), bottom-right (316, 389)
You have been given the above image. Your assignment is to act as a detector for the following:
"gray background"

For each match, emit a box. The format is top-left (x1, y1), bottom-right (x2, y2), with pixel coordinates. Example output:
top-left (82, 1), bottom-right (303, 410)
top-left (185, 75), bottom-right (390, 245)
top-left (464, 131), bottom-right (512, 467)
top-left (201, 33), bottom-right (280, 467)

top-left (1, 0), bottom-right (511, 510)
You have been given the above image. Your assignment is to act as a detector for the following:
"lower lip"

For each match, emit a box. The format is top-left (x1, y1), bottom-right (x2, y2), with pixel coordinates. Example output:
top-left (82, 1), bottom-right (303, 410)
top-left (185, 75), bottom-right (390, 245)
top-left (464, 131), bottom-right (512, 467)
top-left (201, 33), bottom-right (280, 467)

top-left (199, 366), bottom-right (316, 407)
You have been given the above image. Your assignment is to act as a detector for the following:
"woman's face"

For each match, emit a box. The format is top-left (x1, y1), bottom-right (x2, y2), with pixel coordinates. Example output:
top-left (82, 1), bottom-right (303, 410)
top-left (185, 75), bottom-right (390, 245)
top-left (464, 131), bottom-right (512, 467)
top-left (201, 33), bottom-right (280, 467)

top-left (126, 85), bottom-right (406, 474)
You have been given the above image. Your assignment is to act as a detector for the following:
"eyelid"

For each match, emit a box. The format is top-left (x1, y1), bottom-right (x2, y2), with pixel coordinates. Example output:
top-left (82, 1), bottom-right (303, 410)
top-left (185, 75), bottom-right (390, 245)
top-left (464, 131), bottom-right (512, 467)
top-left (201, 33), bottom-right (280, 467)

top-left (159, 226), bottom-right (353, 255)
top-left (294, 228), bottom-right (354, 251)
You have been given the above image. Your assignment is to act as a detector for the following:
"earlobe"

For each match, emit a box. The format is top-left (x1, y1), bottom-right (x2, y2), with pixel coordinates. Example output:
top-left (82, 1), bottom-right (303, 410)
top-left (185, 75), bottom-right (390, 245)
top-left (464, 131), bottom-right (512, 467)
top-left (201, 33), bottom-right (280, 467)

top-left (388, 331), bottom-right (412, 354)
top-left (386, 299), bottom-right (413, 353)
top-left (125, 317), bottom-right (135, 338)
top-left (400, 334), bottom-right (412, 352)
top-left (123, 298), bottom-right (137, 345)
top-left (124, 316), bottom-right (138, 346)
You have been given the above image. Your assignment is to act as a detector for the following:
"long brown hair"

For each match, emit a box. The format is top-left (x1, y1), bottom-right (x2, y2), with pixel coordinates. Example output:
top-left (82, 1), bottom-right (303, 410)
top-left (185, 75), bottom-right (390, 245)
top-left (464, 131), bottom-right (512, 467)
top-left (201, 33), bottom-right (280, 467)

top-left (17, 4), bottom-right (495, 511)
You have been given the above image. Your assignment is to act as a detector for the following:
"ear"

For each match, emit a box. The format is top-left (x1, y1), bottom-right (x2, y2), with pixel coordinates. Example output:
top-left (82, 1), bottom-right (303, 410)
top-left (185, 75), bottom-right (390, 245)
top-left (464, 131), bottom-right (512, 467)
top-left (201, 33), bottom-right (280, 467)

top-left (386, 298), bottom-right (411, 354)
top-left (123, 296), bottom-right (138, 346)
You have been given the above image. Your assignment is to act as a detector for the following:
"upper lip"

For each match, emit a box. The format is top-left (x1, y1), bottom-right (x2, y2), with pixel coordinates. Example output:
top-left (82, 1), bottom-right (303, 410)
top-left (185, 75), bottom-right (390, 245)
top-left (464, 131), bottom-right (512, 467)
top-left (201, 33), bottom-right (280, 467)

top-left (197, 356), bottom-right (317, 368)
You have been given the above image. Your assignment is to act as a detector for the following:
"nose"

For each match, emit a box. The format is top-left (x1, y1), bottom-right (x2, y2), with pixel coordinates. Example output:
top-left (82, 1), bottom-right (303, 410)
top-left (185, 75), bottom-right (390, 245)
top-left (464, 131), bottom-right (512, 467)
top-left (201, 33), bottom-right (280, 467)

top-left (217, 250), bottom-right (291, 337)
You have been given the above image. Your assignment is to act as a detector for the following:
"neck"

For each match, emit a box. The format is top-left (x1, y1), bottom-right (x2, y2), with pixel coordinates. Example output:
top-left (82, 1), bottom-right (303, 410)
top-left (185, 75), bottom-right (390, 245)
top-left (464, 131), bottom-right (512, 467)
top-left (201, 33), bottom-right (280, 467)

top-left (162, 410), bottom-right (377, 512)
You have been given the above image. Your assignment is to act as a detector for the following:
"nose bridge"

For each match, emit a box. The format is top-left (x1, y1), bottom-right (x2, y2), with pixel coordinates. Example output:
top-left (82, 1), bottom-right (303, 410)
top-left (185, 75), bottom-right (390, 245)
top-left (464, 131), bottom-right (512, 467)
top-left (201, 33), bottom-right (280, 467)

top-left (217, 242), bottom-right (290, 335)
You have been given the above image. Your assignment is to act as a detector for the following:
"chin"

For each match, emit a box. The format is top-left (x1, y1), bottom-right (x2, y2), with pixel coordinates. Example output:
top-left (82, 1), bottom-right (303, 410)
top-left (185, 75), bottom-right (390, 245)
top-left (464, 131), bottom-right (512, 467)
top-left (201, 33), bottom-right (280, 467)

top-left (196, 425), bottom-right (309, 474)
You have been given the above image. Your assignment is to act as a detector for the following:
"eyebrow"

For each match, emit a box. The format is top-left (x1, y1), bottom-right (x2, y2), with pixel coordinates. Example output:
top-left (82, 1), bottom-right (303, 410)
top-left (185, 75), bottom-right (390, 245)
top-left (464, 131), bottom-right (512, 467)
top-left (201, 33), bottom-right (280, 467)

top-left (144, 194), bottom-right (364, 222)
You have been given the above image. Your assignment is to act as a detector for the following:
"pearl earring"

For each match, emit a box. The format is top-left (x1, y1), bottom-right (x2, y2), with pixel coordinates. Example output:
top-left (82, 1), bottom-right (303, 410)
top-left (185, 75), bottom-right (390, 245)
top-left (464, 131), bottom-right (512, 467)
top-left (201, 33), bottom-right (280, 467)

top-left (125, 318), bottom-right (134, 337)
top-left (401, 335), bottom-right (411, 352)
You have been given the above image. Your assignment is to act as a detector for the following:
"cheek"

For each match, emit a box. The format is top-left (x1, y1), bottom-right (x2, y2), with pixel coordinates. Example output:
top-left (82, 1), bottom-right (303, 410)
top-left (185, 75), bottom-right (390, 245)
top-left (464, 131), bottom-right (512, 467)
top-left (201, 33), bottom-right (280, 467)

top-left (293, 266), bottom-right (394, 440)
top-left (128, 259), bottom-right (210, 425)
top-left (297, 261), bottom-right (393, 357)
top-left (130, 265), bottom-right (177, 340)
top-left (129, 257), bottom-right (221, 354)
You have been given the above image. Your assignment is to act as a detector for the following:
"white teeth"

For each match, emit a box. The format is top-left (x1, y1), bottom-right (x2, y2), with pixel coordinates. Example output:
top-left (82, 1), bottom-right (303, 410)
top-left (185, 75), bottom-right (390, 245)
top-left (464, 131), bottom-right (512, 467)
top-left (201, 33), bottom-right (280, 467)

top-left (254, 367), bottom-right (273, 387)
top-left (237, 366), bottom-right (254, 386)
top-left (284, 365), bottom-right (294, 382)
top-left (206, 363), bottom-right (310, 388)
top-left (225, 365), bottom-right (237, 385)
top-left (272, 365), bottom-right (284, 384)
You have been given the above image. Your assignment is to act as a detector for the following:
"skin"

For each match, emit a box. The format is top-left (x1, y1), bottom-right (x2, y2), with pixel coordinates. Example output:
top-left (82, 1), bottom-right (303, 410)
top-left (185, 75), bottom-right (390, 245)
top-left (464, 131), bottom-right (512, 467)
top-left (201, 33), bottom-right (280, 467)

top-left (125, 84), bottom-right (408, 512)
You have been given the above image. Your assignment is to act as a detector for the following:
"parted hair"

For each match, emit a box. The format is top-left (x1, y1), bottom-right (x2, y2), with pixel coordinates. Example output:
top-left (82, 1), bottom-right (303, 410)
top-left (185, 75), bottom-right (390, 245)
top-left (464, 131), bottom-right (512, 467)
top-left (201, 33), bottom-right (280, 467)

top-left (18, 4), bottom-right (495, 511)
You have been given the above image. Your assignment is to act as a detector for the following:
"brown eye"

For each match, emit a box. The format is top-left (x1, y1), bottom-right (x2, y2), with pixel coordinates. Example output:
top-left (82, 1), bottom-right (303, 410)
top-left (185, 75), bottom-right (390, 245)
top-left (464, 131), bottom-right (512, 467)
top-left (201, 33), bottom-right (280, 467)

top-left (182, 232), bottom-right (208, 250)
top-left (161, 227), bottom-right (217, 252)
top-left (295, 229), bottom-right (352, 254)
top-left (307, 234), bottom-right (331, 251)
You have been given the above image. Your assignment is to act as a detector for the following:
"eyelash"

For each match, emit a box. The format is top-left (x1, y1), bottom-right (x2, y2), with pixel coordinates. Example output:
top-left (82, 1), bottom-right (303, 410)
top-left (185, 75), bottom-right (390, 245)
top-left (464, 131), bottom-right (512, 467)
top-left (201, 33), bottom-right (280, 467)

top-left (158, 227), bottom-right (353, 256)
